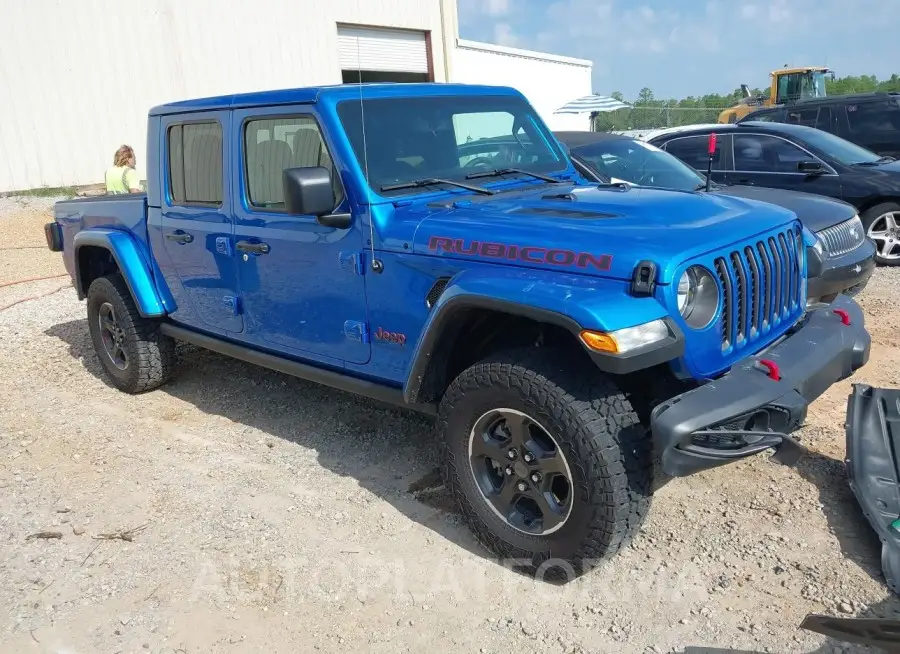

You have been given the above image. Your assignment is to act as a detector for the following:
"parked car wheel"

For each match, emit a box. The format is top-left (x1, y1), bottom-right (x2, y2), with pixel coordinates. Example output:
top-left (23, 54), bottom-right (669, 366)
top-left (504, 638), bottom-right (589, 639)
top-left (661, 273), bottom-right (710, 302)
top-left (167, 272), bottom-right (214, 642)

top-left (438, 347), bottom-right (653, 578)
top-left (86, 274), bottom-right (176, 393)
top-left (862, 202), bottom-right (900, 266)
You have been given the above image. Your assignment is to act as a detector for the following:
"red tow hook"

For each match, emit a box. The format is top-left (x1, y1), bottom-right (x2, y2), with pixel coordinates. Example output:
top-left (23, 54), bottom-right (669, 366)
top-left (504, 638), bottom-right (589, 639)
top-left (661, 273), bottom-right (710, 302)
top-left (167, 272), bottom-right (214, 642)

top-left (833, 308), bottom-right (851, 326)
top-left (757, 359), bottom-right (782, 381)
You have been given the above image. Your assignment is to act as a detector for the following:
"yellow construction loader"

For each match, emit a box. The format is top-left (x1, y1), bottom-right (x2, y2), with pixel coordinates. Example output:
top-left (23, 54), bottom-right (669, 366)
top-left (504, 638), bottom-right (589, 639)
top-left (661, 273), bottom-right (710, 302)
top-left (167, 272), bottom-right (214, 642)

top-left (717, 66), bottom-right (834, 123)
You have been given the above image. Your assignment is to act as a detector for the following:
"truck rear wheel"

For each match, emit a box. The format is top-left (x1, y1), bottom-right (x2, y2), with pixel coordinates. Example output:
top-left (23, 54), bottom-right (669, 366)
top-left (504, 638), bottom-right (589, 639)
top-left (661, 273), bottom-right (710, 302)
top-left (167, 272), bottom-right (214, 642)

top-left (438, 348), bottom-right (653, 578)
top-left (86, 274), bottom-right (175, 394)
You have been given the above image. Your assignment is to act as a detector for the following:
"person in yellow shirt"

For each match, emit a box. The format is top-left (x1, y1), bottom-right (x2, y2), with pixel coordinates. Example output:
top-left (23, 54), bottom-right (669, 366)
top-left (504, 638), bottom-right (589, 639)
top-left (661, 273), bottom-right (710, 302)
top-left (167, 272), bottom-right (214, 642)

top-left (105, 145), bottom-right (143, 194)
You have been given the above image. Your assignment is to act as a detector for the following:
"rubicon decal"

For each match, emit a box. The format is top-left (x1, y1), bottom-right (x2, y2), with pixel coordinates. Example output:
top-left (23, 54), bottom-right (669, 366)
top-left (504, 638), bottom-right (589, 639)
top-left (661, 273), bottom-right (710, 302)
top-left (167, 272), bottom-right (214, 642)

top-left (427, 237), bottom-right (612, 272)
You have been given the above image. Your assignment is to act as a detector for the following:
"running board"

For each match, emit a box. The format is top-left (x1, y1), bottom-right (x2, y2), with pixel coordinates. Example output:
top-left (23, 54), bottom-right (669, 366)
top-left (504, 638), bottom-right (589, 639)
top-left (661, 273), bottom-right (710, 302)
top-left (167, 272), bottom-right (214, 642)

top-left (160, 323), bottom-right (435, 416)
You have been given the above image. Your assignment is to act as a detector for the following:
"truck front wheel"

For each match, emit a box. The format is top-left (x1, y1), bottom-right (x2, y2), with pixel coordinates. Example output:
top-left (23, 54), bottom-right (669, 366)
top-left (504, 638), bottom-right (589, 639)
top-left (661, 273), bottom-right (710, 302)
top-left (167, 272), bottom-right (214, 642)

top-left (86, 274), bottom-right (175, 394)
top-left (439, 348), bottom-right (653, 578)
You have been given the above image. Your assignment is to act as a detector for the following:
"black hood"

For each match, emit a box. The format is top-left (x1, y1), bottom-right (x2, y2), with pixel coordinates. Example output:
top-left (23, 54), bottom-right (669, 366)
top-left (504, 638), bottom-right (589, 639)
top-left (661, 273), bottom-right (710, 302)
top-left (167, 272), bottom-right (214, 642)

top-left (713, 185), bottom-right (855, 232)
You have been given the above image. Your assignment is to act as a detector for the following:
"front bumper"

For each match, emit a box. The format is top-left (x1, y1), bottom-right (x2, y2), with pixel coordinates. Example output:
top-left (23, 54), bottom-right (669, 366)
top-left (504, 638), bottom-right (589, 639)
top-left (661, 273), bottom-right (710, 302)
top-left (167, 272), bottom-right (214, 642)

top-left (807, 240), bottom-right (875, 305)
top-left (651, 295), bottom-right (870, 477)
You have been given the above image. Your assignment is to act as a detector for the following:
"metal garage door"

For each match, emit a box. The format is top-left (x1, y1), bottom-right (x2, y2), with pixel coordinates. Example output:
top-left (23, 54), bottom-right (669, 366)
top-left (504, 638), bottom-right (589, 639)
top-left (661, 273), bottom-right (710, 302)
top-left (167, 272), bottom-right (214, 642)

top-left (337, 26), bottom-right (428, 74)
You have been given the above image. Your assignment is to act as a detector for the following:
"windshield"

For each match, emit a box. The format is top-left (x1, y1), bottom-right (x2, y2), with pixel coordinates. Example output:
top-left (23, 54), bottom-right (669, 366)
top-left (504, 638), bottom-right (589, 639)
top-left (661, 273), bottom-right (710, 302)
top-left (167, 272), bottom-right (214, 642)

top-left (572, 138), bottom-right (705, 191)
top-left (778, 71), bottom-right (828, 103)
top-left (796, 126), bottom-right (881, 165)
top-left (809, 71), bottom-right (827, 98)
top-left (337, 95), bottom-right (568, 195)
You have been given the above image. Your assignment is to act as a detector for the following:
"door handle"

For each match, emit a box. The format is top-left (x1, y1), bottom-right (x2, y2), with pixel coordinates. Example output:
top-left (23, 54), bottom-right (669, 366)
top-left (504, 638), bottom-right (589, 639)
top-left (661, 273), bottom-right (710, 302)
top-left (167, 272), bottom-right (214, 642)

top-left (165, 230), bottom-right (194, 244)
top-left (236, 240), bottom-right (270, 255)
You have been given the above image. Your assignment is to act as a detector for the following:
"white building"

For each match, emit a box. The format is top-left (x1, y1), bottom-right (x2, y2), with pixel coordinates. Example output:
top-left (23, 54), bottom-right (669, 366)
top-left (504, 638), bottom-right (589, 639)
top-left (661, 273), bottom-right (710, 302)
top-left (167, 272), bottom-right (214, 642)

top-left (0, 0), bottom-right (592, 193)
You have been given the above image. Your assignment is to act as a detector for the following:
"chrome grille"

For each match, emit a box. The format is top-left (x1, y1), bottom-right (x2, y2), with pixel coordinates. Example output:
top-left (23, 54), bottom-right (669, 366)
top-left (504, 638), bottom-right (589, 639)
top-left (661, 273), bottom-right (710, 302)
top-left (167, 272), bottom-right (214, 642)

top-left (714, 227), bottom-right (803, 351)
top-left (816, 216), bottom-right (865, 257)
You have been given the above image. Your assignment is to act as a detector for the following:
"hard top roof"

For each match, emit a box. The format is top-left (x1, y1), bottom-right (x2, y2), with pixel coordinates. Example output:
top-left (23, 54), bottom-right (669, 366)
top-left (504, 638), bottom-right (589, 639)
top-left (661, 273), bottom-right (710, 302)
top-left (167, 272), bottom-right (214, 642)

top-left (149, 83), bottom-right (522, 116)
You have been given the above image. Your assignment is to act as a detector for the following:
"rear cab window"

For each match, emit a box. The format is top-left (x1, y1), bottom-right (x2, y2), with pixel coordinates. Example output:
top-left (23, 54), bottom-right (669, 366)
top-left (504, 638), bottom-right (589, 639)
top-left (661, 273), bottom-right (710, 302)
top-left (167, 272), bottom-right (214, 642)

top-left (167, 122), bottom-right (224, 206)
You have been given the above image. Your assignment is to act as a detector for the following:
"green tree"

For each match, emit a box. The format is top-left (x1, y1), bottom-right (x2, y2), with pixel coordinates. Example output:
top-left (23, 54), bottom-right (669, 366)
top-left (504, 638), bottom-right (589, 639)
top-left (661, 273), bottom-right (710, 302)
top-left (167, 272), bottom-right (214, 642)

top-left (592, 73), bottom-right (899, 132)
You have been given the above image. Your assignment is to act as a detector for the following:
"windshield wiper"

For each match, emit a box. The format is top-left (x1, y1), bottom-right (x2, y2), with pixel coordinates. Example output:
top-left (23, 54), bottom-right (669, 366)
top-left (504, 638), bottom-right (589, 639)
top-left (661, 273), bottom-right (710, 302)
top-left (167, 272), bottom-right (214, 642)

top-left (465, 167), bottom-right (561, 183)
top-left (852, 156), bottom-right (894, 166)
top-left (379, 178), bottom-right (494, 195)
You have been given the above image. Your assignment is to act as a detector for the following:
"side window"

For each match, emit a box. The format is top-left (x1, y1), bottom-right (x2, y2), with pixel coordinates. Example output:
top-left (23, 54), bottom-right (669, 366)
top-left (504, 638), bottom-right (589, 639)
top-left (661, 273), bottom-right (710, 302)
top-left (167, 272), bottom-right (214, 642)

top-left (847, 101), bottom-right (900, 134)
top-left (168, 122), bottom-right (223, 205)
top-left (734, 134), bottom-right (813, 173)
top-left (244, 116), bottom-right (341, 210)
top-left (747, 110), bottom-right (779, 123)
top-left (663, 136), bottom-right (724, 170)
top-left (787, 107), bottom-right (818, 127)
top-left (815, 106), bottom-right (834, 132)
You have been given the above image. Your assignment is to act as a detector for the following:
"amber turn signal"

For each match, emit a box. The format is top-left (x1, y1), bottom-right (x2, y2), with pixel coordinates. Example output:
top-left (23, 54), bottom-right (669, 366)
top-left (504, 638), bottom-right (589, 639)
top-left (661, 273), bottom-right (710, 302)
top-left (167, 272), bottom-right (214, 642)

top-left (579, 330), bottom-right (618, 354)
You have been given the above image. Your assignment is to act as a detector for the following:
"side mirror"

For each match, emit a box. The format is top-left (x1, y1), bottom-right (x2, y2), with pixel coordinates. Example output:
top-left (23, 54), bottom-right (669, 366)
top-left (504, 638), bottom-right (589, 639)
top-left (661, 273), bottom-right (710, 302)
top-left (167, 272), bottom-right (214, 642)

top-left (283, 167), bottom-right (350, 228)
top-left (798, 160), bottom-right (825, 174)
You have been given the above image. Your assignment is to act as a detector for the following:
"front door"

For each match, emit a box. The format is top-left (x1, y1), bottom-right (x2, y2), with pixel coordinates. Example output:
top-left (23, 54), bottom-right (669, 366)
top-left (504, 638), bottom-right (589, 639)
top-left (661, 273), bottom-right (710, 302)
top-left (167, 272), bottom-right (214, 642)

top-left (154, 111), bottom-right (243, 333)
top-left (231, 107), bottom-right (370, 365)
top-left (726, 133), bottom-right (842, 200)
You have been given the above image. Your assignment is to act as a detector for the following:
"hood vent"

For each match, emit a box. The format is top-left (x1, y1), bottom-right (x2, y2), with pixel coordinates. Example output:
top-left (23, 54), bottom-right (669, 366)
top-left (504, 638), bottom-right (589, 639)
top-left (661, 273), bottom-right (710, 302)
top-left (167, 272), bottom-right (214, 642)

top-left (511, 206), bottom-right (616, 219)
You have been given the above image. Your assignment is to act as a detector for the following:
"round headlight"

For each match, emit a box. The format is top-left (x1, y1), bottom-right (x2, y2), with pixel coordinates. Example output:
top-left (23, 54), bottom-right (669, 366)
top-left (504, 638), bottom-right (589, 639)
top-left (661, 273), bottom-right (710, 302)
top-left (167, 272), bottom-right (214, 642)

top-left (677, 266), bottom-right (719, 329)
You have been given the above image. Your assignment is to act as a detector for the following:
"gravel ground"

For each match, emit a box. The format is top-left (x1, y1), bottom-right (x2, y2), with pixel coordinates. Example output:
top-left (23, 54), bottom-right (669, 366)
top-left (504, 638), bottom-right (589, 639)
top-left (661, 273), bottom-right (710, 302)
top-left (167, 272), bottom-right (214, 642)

top-left (2, 198), bottom-right (900, 653)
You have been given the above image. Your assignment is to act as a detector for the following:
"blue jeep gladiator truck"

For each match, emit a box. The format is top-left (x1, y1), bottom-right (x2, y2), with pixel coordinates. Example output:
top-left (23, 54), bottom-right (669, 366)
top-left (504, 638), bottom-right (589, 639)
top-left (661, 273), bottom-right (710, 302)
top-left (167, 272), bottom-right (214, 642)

top-left (46, 83), bottom-right (870, 574)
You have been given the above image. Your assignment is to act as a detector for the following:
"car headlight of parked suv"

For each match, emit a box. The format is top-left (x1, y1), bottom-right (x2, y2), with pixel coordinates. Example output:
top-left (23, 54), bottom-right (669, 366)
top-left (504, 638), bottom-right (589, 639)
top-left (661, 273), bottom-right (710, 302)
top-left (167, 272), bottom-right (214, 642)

top-left (814, 215), bottom-right (866, 257)
top-left (677, 266), bottom-right (719, 329)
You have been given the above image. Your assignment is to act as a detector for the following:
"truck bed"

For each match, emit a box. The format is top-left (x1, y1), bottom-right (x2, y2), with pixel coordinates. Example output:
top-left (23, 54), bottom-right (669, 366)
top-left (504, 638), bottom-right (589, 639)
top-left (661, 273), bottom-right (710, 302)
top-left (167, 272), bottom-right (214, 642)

top-left (53, 193), bottom-right (150, 285)
top-left (54, 193), bottom-right (149, 246)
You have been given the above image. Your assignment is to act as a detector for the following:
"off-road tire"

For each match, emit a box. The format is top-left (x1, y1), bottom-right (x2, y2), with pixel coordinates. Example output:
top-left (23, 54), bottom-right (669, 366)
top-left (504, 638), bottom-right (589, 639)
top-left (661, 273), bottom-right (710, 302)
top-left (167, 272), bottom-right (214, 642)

top-left (439, 347), bottom-right (653, 578)
top-left (861, 202), bottom-right (900, 266)
top-left (86, 274), bottom-right (175, 393)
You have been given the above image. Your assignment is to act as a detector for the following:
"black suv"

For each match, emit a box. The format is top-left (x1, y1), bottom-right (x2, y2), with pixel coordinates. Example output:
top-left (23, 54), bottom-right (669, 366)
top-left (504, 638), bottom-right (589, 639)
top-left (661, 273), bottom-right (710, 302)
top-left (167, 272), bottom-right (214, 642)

top-left (646, 121), bottom-right (900, 266)
top-left (740, 92), bottom-right (900, 159)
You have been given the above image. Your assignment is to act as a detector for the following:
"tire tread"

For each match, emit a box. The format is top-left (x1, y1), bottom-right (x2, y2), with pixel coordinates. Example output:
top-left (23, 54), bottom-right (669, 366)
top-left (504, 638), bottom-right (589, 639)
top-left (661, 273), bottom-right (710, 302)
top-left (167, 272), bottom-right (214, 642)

top-left (438, 347), bottom-right (652, 571)
top-left (87, 274), bottom-right (175, 393)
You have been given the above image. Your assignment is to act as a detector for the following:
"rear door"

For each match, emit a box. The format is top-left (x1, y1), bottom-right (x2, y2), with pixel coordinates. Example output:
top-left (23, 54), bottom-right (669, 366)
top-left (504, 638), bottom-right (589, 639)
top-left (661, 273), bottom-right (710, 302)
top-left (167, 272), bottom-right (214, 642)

top-left (658, 134), bottom-right (730, 184)
top-left (153, 111), bottom-right (243, 333)
top-left (845, 99), bottom-right (900, 158)
top-left (726, 133), bottom-right (842, 200)
top-left (815, 106), bottom-right (837, 134)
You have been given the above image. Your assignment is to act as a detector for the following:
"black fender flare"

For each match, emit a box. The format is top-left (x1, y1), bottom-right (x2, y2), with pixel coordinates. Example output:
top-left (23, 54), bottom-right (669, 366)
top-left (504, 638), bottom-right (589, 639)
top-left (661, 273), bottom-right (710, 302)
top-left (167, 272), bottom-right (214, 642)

top-left (73, 229), bottom-right (167, 317)
top-left (402, 293), bottom-right (684, 405)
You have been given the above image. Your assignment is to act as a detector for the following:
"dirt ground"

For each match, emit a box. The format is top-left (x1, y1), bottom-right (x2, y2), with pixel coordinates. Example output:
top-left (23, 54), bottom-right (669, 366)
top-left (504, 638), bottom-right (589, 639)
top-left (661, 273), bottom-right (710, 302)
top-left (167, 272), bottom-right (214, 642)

top-left (2, 197), bottom-right (900, 654)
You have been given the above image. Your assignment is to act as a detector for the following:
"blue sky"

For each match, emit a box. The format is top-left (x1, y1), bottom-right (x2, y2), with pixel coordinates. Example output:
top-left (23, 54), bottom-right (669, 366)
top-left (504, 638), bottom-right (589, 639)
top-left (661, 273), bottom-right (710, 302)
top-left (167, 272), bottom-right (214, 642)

top-left (456, 0), bottom-right (900, 100)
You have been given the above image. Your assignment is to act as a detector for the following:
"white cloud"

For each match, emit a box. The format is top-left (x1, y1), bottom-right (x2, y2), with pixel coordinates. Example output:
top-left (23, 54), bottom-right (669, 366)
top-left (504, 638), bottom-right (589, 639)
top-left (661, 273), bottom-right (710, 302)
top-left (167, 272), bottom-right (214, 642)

top-left (639, 6), bottom-right (654, 20)
top-left (595, 2), bottom-right (613, 19)
top-left (485, 0), bottom-right (510, 17)
top-left (740, 4), bottom-right (759, 18)
top-left (768, 0), bottom-right (791, 22)
top-left (492, 22), bottom-right (519, 47)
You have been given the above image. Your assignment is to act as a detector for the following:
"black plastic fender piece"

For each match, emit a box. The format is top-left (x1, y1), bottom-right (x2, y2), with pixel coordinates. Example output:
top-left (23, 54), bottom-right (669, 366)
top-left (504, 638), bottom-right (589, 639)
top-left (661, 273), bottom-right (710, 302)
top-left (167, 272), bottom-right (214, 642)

top-left (845, 383), bottom-right (900, 596)
top-left (801, 614), bottom-right (900, 651)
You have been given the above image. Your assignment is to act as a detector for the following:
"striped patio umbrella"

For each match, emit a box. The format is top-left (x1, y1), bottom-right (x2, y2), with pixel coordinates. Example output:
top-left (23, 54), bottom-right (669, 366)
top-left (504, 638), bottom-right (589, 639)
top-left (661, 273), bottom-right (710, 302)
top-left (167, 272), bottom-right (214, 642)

top-left (554, 94), bottom-right (630, 114)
